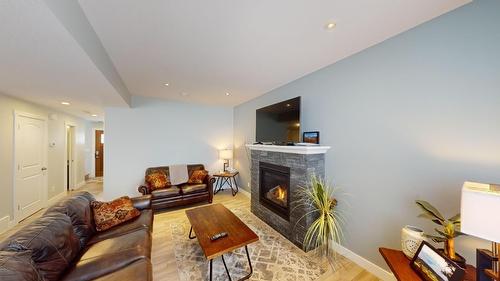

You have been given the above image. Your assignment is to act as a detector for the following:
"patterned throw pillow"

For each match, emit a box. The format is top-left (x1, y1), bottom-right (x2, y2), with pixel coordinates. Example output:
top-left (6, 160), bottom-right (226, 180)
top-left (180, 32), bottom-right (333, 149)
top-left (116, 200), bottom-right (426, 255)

top-left (146, 171), bottom-right (170, 190)
top-left (187, 170), bottom-right (208, 184)
top-left (90, 197), bottom-right (141, 232)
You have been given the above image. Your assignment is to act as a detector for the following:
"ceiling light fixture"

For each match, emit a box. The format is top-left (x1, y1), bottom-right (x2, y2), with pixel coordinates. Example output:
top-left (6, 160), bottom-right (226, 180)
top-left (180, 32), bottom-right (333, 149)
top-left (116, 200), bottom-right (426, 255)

top-left (164, 83), bottom-right (169, 86)
top-left (225, 92), bottom-right (230, 96)
top-left (61, 102), bottom-right (70, 105)
top-left (325, 21), bottom-right (336, 30)
top-left (91, 114), bottom-right (97, 117)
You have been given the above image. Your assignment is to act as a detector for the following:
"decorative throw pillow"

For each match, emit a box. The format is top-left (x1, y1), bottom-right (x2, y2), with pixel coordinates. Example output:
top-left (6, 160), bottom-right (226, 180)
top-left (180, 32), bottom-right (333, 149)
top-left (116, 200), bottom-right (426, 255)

top-left (146, 171), bottom-right (170, 190)
top-left (188, 170), bottom-right (208, 184)
top-left (91, 197), bottom-right (141, 232)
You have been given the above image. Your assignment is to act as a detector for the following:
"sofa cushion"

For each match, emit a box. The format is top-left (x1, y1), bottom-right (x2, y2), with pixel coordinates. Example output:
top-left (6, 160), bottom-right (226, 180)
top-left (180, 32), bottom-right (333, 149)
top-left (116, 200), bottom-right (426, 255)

top-left (151, 186), bottom-right (181, 198)
top-left (5, 212), bottom-right (80, 281)
top-left (0, 250), bottom-right (44, 281)
top-left (93, 259), bottom-right (152, 281)
top-left (187, 170), bottom-right (208, 184)
top-left (91, 197), bottom-right (141, 232)
top-left (146, 170), bottom-right (170, 190)
top-left (87, 209), bottom-right (153, 244)
top-left (61, 229), bottom-right (151, 281)
top-left (44, 191), bottom-right (96, 248)
top-left (180, 183), bottom-right (207, 195)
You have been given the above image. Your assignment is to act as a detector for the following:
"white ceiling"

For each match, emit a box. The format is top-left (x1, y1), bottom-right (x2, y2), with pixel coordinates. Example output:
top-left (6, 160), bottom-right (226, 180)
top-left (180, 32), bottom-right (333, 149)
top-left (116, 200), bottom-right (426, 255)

top-left (79, 0), bottom-right (470, 106)
top-left (1, 0), bottom-right (471, 119)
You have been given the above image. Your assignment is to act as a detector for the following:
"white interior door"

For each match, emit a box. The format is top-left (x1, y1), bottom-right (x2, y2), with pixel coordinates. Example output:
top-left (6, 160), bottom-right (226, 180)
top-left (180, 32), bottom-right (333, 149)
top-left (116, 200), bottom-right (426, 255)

top-left (15, 113), bottom-right (47, 221)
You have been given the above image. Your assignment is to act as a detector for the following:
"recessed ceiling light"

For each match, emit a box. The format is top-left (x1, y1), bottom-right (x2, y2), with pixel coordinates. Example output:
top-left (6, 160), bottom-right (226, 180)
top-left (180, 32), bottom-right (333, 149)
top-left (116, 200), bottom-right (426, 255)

top-left (91, 114), bottom-right (97, 117)
top-left (164, 83), bottom-right (169, 86)
top-left (180, 92), bottom-right (189, 97)
top-left (61, 102), bottom-right (70, 105)
top-left (225, 92), bottom-right (230, 96)
top-left (325, 21), bottom-right (336, 30)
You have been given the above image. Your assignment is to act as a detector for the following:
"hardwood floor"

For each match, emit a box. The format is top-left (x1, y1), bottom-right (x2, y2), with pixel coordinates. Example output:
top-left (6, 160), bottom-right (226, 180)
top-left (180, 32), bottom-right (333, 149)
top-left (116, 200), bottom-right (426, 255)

top-left (0, 181), bottom-right (379, 281)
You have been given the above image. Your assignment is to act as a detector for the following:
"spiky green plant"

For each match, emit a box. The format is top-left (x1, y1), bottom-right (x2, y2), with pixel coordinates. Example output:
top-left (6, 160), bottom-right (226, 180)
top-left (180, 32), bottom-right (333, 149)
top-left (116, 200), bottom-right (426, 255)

top-left (297, 174), bottom-right (344, 266)
top-left (415, 200), bottom-right (464, 259)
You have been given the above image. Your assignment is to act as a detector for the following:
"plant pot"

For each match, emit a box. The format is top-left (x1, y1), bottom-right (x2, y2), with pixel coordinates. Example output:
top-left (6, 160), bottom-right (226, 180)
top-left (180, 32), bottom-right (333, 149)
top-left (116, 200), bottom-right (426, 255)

top-left (437, 249), bottom-right (467, 268)
top-left (401, 225), bottom-right (426, 259)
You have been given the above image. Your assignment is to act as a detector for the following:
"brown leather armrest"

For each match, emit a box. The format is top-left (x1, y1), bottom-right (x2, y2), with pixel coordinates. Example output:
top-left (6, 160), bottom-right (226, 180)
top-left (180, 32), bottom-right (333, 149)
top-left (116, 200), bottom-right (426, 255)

top-left (205, 175), bottom-right (215, 203)
top-left (138, 185), bottom-right (150, 195)
top-left (131, 195), bottom-right (152, 210)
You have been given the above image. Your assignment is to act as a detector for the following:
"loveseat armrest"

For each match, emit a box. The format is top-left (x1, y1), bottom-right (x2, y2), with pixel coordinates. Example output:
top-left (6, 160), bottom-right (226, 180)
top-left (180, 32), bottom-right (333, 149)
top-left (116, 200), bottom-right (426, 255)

top-left (131, 195), bottom-right (152, 210)
top-left (138, 185), bottom-right (150, 195)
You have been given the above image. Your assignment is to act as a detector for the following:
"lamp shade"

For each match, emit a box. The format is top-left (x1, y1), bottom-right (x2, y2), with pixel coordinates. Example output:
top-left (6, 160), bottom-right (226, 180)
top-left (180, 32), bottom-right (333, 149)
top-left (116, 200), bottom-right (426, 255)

top-left (219, 149), bottom-right (233, 160)
top-left (461, 181), bottom-right (500, 243)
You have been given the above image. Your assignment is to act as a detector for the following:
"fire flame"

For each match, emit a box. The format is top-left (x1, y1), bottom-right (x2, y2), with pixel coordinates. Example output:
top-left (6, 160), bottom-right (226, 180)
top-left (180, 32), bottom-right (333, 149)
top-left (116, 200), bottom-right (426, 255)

top-left (276, 186), bottom-right (286, 201)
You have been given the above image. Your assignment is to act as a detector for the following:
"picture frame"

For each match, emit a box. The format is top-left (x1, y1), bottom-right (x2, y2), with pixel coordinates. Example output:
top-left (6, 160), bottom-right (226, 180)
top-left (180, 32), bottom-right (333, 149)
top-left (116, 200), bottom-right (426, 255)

top-left (303, 131), bottom-right (320, 144)
top-left (411, 241), bottom-right (465, 281)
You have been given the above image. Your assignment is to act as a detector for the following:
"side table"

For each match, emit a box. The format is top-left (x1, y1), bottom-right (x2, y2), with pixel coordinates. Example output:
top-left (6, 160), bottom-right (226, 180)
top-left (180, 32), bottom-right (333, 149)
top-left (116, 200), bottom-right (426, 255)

top-left (213, 171), bottom-right (239, 196)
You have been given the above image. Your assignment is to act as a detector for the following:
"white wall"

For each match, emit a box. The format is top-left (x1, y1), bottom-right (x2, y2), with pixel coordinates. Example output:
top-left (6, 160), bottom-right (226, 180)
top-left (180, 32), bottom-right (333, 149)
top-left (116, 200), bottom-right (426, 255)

top-left (0, 93), bottom-right (91, 233)
top-left (104, 96), bottom-right (233, 199)
top-left (234, 0), bottom-right (499, 271)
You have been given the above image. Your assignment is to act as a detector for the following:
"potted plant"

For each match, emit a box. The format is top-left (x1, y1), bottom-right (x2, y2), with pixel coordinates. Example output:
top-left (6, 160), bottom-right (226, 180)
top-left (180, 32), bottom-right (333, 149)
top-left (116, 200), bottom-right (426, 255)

top-left (297, 175), bottom-right (343, 267)
top-left (415, 200), bottom-right (466, 267)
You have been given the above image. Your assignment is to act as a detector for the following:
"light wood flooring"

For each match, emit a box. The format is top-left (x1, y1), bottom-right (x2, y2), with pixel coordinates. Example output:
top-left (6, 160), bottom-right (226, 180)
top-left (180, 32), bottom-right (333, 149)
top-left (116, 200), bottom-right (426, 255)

top-left (0, 181), bottom-right (379, 281)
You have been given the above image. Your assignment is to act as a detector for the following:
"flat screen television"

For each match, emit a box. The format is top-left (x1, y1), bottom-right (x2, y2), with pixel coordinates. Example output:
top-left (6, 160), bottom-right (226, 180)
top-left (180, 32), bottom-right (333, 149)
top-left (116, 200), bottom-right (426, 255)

top-left (256, 97), bottom-right (300, 144)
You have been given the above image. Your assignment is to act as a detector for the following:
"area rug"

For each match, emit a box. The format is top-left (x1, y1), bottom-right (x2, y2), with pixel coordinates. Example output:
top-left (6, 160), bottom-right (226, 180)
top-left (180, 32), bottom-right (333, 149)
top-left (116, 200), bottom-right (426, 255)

top-left (169, 207), bottom-right (328, 281)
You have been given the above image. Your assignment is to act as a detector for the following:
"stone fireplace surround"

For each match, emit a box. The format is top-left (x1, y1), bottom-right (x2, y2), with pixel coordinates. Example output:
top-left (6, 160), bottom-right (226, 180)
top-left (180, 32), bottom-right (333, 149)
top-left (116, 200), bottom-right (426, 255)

top-left (246, 144), bottom-right (330, 251)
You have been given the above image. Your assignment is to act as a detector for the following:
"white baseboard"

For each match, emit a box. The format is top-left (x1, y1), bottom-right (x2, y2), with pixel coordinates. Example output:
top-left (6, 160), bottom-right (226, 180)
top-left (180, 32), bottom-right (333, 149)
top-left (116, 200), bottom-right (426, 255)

top-left (74, 181), bottom-right (86, 190)
top-left (238, 188), bottom-right (251, 198)
top-left (0, 215), bottom-right (10, 235)
top-left (47, 191), bottom-right (67, 207)
top-left (333, 243), bottom-right (395, 281)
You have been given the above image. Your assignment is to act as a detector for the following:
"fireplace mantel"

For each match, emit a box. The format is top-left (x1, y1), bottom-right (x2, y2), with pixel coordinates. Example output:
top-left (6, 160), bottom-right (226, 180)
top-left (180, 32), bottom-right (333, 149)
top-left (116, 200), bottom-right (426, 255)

top-left (245, 144), bottom-right (330, 154)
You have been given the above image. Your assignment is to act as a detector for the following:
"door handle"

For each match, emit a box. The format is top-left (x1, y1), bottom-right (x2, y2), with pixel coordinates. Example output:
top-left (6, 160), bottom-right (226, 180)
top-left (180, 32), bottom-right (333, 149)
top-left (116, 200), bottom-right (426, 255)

top-left (41, 167), bottom-right (47, 171)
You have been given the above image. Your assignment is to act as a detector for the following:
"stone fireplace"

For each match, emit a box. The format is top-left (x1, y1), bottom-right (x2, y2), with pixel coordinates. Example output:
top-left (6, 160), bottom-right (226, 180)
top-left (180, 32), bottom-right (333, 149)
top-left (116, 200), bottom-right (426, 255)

top-left (246, 144), bottom-right (330, 251)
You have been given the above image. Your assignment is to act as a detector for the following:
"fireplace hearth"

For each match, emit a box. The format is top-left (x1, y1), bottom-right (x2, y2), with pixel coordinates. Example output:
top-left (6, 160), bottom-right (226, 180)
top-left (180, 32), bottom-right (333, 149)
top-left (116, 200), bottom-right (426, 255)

top-left (259, 162), bottom-right (290, 220)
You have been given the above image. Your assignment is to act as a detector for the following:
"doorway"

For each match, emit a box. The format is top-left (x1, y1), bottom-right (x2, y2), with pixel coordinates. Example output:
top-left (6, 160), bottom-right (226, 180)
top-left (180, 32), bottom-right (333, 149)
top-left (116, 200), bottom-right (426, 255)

top-left (14, 112), bottom-right (47, 222)
top-left (95, 130), bottom-right (104, 177)
top-left (65, 123), bottom-right (76, 190)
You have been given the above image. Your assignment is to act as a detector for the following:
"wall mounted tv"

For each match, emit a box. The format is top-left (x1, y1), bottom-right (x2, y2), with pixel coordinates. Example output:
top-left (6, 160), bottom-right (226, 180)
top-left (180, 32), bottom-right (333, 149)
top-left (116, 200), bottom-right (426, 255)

top-left (256, 97), bottom-right (301, 144)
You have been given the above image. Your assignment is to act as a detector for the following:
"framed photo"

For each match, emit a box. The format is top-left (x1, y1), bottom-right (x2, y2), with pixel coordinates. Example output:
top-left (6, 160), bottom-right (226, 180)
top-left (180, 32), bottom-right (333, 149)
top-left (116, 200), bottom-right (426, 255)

top-left (411, 241), bottom-right (465, 281)
top-left (303, 131), bottom-right (320, 144)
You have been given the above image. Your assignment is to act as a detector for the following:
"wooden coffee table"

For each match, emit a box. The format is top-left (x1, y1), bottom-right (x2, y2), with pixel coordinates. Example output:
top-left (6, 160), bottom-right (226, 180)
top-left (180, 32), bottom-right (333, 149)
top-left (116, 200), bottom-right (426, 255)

top-left (185, 204), bottom-right (259, 281)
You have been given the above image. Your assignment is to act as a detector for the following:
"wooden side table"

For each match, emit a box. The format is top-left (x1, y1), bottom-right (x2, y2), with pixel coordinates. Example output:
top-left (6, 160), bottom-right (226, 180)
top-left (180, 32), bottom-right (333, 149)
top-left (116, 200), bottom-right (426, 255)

top-left (213, 171), bottom-right (239, 196)
top-left (379, 248), bottom-right (476, 281)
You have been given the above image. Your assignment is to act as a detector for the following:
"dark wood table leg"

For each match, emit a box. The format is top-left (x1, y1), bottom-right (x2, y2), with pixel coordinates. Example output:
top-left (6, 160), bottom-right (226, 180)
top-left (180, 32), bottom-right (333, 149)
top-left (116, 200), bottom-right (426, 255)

top-left (210, 259), bottom-right (213, 281)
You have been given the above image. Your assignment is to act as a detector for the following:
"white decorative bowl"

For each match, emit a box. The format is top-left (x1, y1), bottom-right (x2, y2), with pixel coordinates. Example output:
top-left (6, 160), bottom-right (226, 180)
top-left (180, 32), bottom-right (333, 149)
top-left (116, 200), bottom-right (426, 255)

top-left (401, 225), bottom-right (425, 259)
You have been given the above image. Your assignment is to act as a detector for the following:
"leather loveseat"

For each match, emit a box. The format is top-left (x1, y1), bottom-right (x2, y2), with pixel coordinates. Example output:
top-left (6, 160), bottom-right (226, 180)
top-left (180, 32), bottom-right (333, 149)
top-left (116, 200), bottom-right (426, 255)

top-left (0, 192), bottom-right (153, 281)
top-left (138, 164), bottom-right (215, 211)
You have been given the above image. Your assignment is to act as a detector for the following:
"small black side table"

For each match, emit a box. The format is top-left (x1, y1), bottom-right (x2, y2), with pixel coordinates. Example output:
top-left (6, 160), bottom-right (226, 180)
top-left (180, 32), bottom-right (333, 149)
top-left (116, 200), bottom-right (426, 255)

top-left (213, 171), bottom-right (239, 196)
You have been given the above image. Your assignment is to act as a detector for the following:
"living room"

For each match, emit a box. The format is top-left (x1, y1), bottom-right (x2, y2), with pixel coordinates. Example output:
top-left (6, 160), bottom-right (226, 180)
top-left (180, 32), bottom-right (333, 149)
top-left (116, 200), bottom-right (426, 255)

top-left (1, 0), bottom-right (500, 280)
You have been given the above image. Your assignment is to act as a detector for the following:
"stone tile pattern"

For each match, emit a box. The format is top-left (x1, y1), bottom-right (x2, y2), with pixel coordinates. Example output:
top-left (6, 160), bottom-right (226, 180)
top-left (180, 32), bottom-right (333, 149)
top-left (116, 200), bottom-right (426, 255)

top-left (250, 150), bottom-right (325, 251)
top-left (171, 208), bottom-right (326, 281)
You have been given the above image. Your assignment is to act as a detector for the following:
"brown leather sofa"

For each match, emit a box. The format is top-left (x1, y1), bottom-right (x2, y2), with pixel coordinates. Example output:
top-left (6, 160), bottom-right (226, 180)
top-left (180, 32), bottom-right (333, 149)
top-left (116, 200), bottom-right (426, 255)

top-left (0, 192), bottom-right (153, 281)
top-left (138, 164), bottom-right (215, 211)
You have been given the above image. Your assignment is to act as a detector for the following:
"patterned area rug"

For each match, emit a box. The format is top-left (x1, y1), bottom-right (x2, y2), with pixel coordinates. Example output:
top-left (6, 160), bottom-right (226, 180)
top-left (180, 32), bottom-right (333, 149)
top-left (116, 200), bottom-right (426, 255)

top-left (169, 207), bottom-right (328, 281)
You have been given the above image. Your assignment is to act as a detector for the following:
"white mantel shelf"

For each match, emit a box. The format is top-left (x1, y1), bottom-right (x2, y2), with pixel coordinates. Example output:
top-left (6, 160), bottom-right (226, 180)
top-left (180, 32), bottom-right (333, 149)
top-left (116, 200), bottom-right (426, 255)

top-left (245, 144), bottom-right (331, 155)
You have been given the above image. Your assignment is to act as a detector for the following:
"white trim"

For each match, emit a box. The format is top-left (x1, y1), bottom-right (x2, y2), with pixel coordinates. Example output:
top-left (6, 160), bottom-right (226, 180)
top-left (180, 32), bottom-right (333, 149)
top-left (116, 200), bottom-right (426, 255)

top-left (13, 111), bottom-right (48, 224)
top-left (333, 243), bottom-right (395, 281)
top-left (0, 215), bottom-right (10, 235)
top-left (46, 191), bottom-right (66, 207)
top-left (64, 121), bottom-right (77, 190)
top-left (245, 144), bottom-right (331, 154)
top-left (238, 188), bottom-right (251, 198)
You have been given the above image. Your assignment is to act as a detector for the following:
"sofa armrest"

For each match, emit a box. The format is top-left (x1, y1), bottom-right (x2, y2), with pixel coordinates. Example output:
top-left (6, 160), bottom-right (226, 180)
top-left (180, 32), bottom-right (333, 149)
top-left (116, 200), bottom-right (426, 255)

top-left (131, 195), bottom-right (152, 210)
top-left (138, 185), bottom-right (150, 195)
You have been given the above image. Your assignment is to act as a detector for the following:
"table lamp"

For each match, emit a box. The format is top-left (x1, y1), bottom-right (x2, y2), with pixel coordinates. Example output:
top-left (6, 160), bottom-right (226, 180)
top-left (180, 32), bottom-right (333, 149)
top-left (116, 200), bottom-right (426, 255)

top-left (461, 181), bottom-right (500, 281)
top-left (219, 149), bottom-right (233, 172)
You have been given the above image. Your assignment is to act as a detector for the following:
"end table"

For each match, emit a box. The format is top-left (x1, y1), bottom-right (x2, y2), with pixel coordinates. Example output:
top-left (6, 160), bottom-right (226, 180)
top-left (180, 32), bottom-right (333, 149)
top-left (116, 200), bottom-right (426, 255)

top-left (213, 171), bottom-right (239, 196)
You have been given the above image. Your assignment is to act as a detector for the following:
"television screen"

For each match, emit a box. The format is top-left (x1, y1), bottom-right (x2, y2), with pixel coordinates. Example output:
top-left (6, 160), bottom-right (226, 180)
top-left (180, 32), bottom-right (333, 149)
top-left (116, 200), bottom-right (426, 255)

top-left (256, 97), bottom-right (300, 144)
